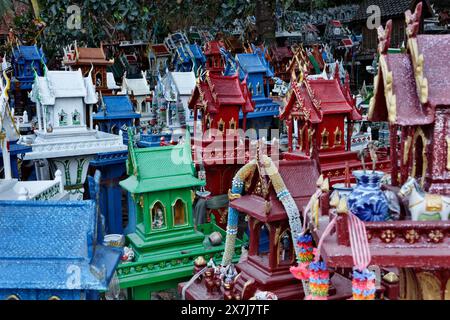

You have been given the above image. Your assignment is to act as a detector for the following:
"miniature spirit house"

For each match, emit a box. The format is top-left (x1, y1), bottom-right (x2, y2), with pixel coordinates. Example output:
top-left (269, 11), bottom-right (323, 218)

top-left (172, 43), bottom-right (206, 74)
top-left (230, 159), bottom-right (320, 300)
top-left (236, 51), bottom-right (279, 131)
top-left (11, 45), bottom-right (46, 117)
top-left (188, 42), bottom-right (254, 226)
top-left (269, 46), bottom-right (293, 82)
top-left (25, 68), bottom-right (126, 199)
top-left (93, 95), bottom-right (141, 134)
top-left (279, 64), bottom-right (385, 185)
top-left (161, 71), bottom-right (197, 131)
top-left (369, 4), bottom-right (450, 194)
top-left (116, 133), bottom-right (240, 299)
top-left (63, 42), bottom-right (114, 94)
top-left (120, 71), bottom-right (152, 121)
top-left (148, 44), bottom-right (171, 86)
top-left (0, 200), bottom-right (122, 300)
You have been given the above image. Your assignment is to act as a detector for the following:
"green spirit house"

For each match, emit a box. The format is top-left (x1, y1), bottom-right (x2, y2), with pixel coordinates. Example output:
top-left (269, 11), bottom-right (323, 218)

top-left (117, 131), bottom-right (242, 299)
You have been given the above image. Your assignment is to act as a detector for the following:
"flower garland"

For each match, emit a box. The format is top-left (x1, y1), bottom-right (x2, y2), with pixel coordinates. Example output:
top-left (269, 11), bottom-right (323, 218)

top-left (352, 268), bottom-right (376, 300)
top-left (307, 261), bottom-right (330, 300)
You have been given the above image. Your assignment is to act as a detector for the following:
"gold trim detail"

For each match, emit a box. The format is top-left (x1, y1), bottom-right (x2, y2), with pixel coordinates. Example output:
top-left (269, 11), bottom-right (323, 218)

top-left (411, 127), bottom-right (428, 187)
top-left (320, 128), bottom-right (329, 149)
top-left (407, 37), bottom-right (429, 104)
top-left (446, 137), bottom-right (450, 171)
top-left (334, 126), bottom-right (342, 146)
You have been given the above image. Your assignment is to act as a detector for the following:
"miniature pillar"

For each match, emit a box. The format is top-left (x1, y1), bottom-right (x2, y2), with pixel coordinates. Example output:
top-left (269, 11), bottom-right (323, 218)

top-left (55, 169), bottom-right (64, 193)
top-left (89, 104), bottom-right (93, 130)
top-left (1, 135), bottom-right (12, 180)
top-left (287, 118), bottom-right (293, 153)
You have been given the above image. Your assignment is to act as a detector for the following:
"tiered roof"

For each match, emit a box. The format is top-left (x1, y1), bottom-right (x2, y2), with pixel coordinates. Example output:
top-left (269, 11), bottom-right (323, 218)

top-left (369, 3), bottom-right (450, 125)
top-left (93, 95), bottom-right (141, 120)
top-left (31, 69), bottom-right (98, 106)
top-left (231, 159), bottom-right (320, 222)
top-left (280, 76), bottom-right (361, 123)
top-left (120, 131), bottom-right (204, 194)
top-left (189, 72), bottom-right (254, 115)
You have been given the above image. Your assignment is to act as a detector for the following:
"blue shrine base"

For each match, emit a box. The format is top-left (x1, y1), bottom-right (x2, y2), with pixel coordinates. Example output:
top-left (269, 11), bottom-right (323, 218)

top-left (90, 151), bottom-right (129, 235)
top-left (0, 141), bottom-right (32, 179)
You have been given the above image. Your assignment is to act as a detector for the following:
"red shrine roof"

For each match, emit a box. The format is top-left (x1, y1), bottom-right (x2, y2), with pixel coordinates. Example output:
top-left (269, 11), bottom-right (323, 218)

top-left (189, 72), bottom-right (254, 114)
top-left (204, 40), bottom-right (223, 56)
top-left (280, 78), bottom-right (361, 123)
top-left (66, 47), bottom-right (113, 66)
top-left (150, 44), bottom-right (171, 56)
top-left (369, 3), bottom-right (450, 125)
top-left (270, 46), bottom-right (293, 62)
top-left (230, 159), bottom-right (320, 222)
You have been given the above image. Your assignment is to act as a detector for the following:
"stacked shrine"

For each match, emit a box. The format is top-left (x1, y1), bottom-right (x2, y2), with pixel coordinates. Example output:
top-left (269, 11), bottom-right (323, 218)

top-left (236, 50), bottom-right (279, 132)
top-left (279, 61), bottom-right (389, 185)
top-left (10, 45), bottom-right (45, 119)
top-left (188, 40), bottom-right (255, 227)
top-left (116, 132), bottom-right (242, 300)
top-left (23, 68), bottom-right (126, 200)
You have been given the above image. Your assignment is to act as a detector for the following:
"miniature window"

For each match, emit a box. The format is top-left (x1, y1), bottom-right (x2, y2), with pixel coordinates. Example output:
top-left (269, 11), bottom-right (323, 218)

top-left (48, 296), bottom-right (61, 300)
top-left (412, 130), bottom-right (427, 187)
top-left (6, 295), bottom-right (20, 300)
top-left (141, 101), bottom-right (146, 113)
top-left (321, 128), bottom-right (329, 149)
top-left (58, 110), bottom-right (68, 126)
top-left (173, 199), bottom-right (187, 226)
top-left (256, 224), bottom-right (270, 257)
top-left (277, 230), bottom-right (293, 265)
top-left (256, 82), bottom-right (262, 95)
top-left (151, 201), bottom-right (166, 230)
top-left (218, 118), bottom-right (225, 133)
top-left (334, 126), bottom-right (342, 146)
top-left (72, 110), bottom-right (81, 125)
top-left (248, 83), bottom-right (253, 95)
top-left (95, 72), bottom-right (102, 87)
top-left (229, 118), bottom-right (236, 132)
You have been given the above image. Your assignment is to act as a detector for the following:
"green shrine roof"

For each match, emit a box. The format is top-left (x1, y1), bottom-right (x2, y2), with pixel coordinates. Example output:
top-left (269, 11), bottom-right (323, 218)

top-left (120, 130), bottom-right (204, 193)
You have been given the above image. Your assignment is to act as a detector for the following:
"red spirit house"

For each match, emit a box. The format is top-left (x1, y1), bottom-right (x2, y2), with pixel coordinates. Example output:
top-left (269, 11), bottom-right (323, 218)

top-left (188, 41), bottom-right (255, 227)
top-left (369, 3), bottom-right (450, 194)
top-left (279, 65), bottom-right (386, 185)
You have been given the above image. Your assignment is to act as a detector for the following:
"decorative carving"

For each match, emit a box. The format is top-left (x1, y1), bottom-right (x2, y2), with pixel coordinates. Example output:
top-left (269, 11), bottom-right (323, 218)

top-left (380, 229), bottom-right (396, 243)
top-left (321, 128), bottom-right (329, 149)
top-left (377, 20), bottom-right (392, 54)
top-left (405, 2), bottom-right (422, 38)
top-left (428, 230), bottom-right (444, 243)
top-left (404, 229), bottom-right (420, 244)
top-left (334, 126), bottom-right (342, 146)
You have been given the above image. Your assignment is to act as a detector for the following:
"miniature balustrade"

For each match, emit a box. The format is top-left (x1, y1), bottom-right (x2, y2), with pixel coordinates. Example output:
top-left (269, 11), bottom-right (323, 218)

top-left (28, 170), bottom-right (64, 201)
top-left (327, 193), bottom-right (450, 247)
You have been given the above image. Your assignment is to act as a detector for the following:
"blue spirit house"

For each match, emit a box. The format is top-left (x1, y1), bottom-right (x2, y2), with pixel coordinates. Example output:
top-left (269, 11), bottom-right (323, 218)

top-left (236, 52), bottom-right (279, 133)
top-left (93, 95), bottom-right (141, 134)
top-left (0, 200), bottom-right (122, 300)
top-left (11, 45), bottom-right (46, 117)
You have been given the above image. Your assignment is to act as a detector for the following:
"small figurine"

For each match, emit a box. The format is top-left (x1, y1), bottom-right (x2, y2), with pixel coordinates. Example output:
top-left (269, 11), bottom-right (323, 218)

top-left (152, 208), bottom-right (165, 229)
top-left (121, 246), bottom-right (135, 262)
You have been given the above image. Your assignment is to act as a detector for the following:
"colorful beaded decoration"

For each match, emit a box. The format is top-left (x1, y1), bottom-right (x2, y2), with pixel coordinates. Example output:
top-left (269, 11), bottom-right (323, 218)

top-left (352, 268), bottom-right (376, 300)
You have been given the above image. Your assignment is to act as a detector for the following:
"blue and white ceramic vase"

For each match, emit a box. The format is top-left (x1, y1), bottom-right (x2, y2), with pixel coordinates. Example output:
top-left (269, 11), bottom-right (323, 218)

top-left (347, 170), bottom-right (389, 222)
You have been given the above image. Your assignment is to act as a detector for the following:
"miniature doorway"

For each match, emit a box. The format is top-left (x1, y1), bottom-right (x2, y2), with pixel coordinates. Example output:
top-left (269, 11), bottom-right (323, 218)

top-left (151, 201), bottom-right (166, 230)
top-left (412, 128), bottom-right (427, 187)
top-left (172, 199), bottom-right (187, 226)
top-left (277, 229), bottom-right (294, 265)
top-left (256, 223), bottom-right (270, 257)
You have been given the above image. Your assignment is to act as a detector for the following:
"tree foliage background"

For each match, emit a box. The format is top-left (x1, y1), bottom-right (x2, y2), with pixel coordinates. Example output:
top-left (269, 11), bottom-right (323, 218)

top-left (1, 0), bottom-right (361, 62)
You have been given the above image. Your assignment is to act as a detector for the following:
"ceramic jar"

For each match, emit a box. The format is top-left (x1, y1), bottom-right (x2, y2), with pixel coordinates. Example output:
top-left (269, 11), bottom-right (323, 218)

top-left (347, 170), bottom-right (389, 222)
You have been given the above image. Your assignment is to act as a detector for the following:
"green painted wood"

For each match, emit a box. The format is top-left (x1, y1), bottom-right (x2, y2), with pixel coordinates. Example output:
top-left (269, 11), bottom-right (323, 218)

top-left (118, 131), bottom-right (241, 300)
